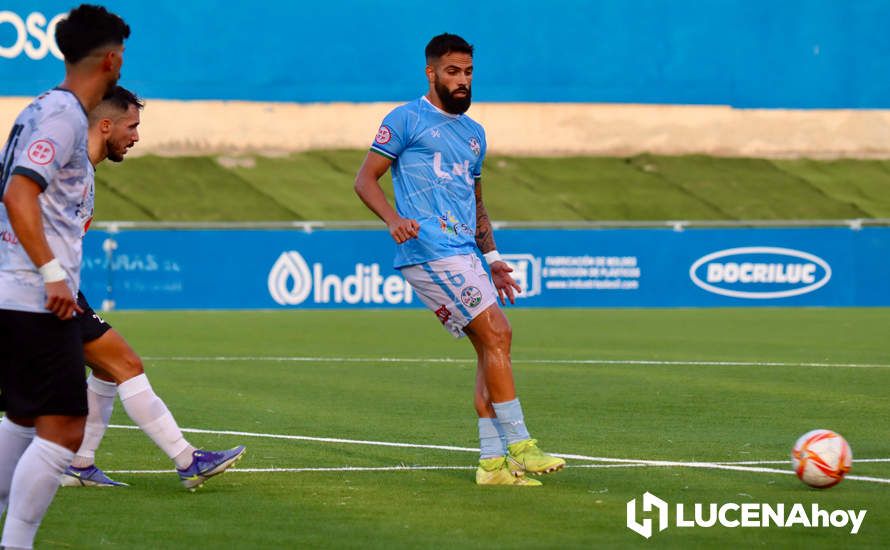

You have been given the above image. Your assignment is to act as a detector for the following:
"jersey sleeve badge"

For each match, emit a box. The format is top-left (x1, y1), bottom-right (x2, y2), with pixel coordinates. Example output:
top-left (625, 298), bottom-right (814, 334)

top-left (375, 125), bottom-right (392, 145)
top-left (27, 139), bottom-right (56, 165)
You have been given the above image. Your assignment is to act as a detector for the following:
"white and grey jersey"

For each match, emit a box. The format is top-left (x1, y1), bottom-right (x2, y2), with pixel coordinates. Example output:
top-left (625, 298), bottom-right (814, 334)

top-left (0, 88), bottom-right (93, 313)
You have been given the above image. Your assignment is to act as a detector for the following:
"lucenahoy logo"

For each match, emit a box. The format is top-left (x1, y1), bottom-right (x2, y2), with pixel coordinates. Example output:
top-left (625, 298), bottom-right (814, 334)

top-left (689, 247), bottom-right (831, 299)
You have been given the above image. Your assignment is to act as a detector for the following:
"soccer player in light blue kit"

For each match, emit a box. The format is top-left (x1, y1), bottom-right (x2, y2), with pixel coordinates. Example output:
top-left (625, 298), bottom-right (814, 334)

top-left (355, 33), bottom-right (565, 486)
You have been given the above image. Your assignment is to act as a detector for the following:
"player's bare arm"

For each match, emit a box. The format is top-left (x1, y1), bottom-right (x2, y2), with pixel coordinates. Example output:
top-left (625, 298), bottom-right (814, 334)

top-left (3, 174), bottom-right (82, 319)
top-left (474, 178), bottom-right (496, 254)
top-left (355, 152), bottom-right (420, 244)
top-left (475, 178), bottom-right (521, 305)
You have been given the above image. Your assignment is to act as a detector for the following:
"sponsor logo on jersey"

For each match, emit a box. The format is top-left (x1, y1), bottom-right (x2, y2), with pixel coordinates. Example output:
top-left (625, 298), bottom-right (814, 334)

top-left (438, 211), bottom-right (472, 237)
top-left (689, 247), bottom-right (831, 299)
top-left (432, 152), bottom-right (475, 186)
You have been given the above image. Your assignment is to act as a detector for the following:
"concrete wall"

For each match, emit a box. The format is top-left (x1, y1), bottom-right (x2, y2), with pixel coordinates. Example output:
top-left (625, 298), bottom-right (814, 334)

top-left (3, 98), bottom-right (888, 158)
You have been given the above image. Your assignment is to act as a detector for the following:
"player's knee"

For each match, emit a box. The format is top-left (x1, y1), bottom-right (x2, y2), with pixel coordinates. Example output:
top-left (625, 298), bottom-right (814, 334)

top-left (38, 418), bottom-right (85, 452)
top-left (484, 322), bottom-right (512, 352)
top-left (121, 351), bottom-right (145, 378)
top-left (60, 430), bottom-right (85, 453)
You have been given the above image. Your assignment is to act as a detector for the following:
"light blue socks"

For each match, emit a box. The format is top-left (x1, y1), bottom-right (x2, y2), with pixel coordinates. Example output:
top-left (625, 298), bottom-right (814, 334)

top-left (492, 398), bottom-right (531, 444)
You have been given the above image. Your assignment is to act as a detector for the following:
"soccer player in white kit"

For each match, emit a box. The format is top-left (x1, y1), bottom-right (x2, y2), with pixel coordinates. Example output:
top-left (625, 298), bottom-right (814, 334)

top-left (0, 6), bottom-right (128, 548)
top-left (58, 86), bottom-right (245, 490)
top-left (355, 34), bottom-right (565, 486)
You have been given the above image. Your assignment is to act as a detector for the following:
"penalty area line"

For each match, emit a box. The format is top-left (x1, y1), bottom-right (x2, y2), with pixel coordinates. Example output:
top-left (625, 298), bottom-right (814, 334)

top-left (141, 355), bottom-right (890, 369)
top-left (107, 425), bottom-right (890, 485)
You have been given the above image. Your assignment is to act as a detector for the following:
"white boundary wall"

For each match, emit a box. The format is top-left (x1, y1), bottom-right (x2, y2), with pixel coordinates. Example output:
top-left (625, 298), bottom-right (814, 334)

top-left (3, 98), bottom-right (890, 158)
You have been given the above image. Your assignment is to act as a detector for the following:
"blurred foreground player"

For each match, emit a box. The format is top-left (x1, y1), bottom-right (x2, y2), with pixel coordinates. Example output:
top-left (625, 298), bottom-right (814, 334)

top-left (354, 33), bottom-right (564, 486)
top-left (0, 5), bottom-right (128, 548)
top-left (58, 86), bottom-right (245, 491)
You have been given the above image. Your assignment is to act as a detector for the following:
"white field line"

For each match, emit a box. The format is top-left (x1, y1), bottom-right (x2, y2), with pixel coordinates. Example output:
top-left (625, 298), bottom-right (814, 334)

top-left (105, 463), bottom-right (647, 475)
top-left (108, 425), bottom-right (890, 485)
top-left (717, 458), bottom-right (890, 465)
top-left (109, 424), bottom-right (479, 453)
top-left (140, 355), bottom-right (890, 369)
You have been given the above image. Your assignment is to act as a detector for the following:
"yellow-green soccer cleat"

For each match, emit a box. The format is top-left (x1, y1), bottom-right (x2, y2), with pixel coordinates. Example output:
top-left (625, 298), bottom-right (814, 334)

top-left (475, 456), bottom-right (542, 486)
top-left (507, 439), bottom-right (566, 476)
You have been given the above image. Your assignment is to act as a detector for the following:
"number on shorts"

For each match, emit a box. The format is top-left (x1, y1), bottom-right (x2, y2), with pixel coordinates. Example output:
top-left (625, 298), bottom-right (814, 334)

top-left (445, 270), bottom-right (466, 288)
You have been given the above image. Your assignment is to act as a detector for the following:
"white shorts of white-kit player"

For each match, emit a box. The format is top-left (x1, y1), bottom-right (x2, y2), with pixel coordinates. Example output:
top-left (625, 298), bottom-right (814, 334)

top-left (400, 253), bottom-right (498, 338)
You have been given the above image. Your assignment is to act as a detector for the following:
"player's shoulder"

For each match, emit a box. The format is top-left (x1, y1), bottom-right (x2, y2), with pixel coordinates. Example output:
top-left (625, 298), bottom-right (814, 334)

top-left (461, 113), bottom-right (485, 136)
top-left (29, 88), bottom-right (88, 125)
top-left (384, 97), bottom-right (424, 121)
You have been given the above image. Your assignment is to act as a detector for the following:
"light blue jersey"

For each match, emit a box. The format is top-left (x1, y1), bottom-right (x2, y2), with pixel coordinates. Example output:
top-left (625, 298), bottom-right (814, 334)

top-left (370, 96), bottom-right (487, 268)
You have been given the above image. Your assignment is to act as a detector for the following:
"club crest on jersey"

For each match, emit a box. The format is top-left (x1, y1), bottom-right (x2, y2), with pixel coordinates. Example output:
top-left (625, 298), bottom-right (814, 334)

top-left (27, 139), bottom-right (55, 165)
top-left (375, 125), bottom-right (392, 145)
top-left (460, 286), bottom-right (483, 308)
top-left (468, 137), bottom-right (481, 156)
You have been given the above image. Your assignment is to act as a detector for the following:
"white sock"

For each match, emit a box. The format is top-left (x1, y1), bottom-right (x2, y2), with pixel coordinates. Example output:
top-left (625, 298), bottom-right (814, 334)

top-left (72, 374), bottom-right (118, 468)
top-left (0, 417), bottom-right (36, 516)
top-left (118, 374), bottom-right (194, 469)
top-left (1, 436), bottom-right (74, 550)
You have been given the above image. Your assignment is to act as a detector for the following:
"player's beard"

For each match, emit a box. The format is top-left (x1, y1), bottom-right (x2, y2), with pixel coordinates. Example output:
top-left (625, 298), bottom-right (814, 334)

top-left (106, 138), bottom-right (125, 162)
top-left (435, 80), bottom-right (471, 114)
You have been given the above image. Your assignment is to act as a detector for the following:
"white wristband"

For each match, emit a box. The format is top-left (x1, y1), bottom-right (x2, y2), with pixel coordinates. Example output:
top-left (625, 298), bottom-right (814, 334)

top-left (38, 258), bottom-right (66, 283)
top-left (483, 250), bottom-right (502, 265)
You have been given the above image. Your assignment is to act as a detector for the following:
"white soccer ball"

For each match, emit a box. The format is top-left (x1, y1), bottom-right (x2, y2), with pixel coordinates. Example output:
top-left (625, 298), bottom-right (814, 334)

top-left (791, 429), bottom-right (852, 488)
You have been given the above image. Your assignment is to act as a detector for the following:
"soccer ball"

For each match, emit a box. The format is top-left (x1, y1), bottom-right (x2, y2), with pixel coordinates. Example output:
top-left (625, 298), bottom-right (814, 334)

top-left (791, 429), bottom-right (852, 488)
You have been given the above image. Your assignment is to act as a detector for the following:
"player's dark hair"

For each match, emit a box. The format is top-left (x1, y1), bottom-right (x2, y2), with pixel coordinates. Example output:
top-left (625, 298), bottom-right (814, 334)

top-left (102, 86), bottom-right (143, 111)
top-left (425, 33), bottom-right (473, 63)
top-left (55, 4), bottom-right (130, 65)
top-left (89, 86), bottom-right (143, 124)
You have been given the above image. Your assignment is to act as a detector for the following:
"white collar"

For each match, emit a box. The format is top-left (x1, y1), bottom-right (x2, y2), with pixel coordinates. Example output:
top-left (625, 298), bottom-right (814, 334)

top-left (422, 95), bottom-right (461, 118)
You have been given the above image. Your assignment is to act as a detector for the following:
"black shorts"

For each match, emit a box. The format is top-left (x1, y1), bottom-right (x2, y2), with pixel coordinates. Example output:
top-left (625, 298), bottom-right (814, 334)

top-left (77, 291), bottom-right (112, 343)
top-left (0, 308), bottom-right (88, 417)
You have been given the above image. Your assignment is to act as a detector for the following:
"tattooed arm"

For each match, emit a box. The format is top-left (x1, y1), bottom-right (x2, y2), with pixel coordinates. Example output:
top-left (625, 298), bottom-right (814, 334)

top-left (474, 178), bottom-right (496, 254)
top-left (475, 179), bottom-right (521, 304)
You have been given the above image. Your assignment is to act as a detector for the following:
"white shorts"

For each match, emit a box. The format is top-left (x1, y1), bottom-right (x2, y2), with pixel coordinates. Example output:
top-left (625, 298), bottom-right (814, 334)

top-left (400, 253), bottom-right (498, 338)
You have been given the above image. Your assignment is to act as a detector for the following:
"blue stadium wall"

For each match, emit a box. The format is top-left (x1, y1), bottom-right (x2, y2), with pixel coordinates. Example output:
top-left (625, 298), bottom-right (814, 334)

top-left (1, 0), bottom-right (888, 107)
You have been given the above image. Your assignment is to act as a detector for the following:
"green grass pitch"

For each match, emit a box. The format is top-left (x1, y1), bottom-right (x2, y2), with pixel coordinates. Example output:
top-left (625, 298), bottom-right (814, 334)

top-left (39, 307), bottom-right (890, 548)
top-left (93, 152), bottom-right (890, 222)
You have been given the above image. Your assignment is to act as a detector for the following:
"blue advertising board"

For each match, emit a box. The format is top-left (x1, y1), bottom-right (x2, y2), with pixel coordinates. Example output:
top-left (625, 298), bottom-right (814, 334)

top-left (80, 227), bottom-right (890, 310)
top-left (1, 1), bottom-right (889, 107)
